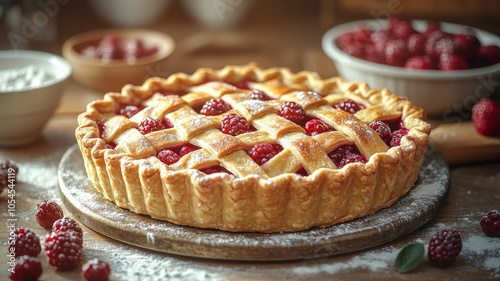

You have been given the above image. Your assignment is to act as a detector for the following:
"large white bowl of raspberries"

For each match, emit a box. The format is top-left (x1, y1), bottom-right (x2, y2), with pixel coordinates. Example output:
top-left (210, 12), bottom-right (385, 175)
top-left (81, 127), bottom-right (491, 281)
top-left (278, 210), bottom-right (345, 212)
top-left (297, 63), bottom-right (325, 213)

top-left (322, 18), bottom-right (500, 117)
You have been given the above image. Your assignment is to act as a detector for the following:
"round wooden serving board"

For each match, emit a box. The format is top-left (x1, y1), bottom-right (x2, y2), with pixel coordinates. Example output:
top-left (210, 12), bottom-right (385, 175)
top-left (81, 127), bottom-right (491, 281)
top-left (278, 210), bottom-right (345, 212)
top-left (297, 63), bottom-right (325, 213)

top-left (58, 145), bottom-right (449, 261)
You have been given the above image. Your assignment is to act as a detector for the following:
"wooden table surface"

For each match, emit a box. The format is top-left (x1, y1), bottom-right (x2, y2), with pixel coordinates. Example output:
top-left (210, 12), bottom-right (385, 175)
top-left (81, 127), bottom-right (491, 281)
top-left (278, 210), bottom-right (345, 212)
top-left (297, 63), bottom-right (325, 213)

top-left (1, 1), bottom-right (500, 280)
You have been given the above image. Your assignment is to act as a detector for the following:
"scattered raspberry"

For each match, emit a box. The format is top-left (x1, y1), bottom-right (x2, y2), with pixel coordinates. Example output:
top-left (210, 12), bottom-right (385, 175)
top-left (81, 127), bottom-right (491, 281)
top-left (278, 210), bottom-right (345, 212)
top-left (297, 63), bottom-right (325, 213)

top-left (0, 158), bottom-right (18, 195)
top-left (333, 99), bottom-right (365, 114)
top-left (221, 114), bottom-right (251, 136)
top-left (138, 117), bottom-right (165, 134)
top-left (278, 101), bottom-right (306, 123)
top-left (11, 228), bottom-right (41, 257)
top-left (9, 255), bottom-right (42, 281)
top-left (247, 143), bottom-right (280, 165)
top-left (250, 89), bottom-right (271, 101)
top-left (116, 105), bottom-right (141, 118)
top-left (369, 120), bottom-right (392, 143)
top-left (305, 119), bottom-right (331, 136)
top-left (35, 200), bottom-right (64, 228)
top-left (405, 55), bottom-right (436, 70)
top-left (200, 165), bottom-right (232, 175)
top-left (428, 229), bottom-right (462, 267)
top-left (438, 53), bottom-right (469, 70)
top-left (52, 217), bottom-right (84, 240)
top-left (178, 144), bottom-right (199, 156)
top-left (472, 98), bottom-right (500, 136)
top-left (389, 128), bottom-right (409, 147)
top-left (82, 258), bottom-right (111, 281)
top-left (44, 231), bottom-right (83, 269)
top-left (480, 210), bottom-right (500, 237)
top-left (157, 149), bottom-right (181, 165)
top-left (200, 99), bottom-right (231, 116)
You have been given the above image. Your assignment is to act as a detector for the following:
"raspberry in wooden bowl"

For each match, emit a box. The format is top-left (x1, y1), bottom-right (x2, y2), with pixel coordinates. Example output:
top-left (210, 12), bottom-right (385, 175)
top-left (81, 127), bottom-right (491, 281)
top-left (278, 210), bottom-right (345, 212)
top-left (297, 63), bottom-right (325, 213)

top-left (322, 18), bottom-right (500, 117)
top-left (62, 29), bottom-right (175, 93)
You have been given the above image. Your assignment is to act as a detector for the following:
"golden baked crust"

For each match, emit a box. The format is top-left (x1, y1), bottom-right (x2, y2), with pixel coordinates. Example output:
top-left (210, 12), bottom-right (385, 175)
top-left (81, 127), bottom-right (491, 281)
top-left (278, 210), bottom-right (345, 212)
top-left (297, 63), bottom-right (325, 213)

top-left (75, 63), bottom-right (431, 233)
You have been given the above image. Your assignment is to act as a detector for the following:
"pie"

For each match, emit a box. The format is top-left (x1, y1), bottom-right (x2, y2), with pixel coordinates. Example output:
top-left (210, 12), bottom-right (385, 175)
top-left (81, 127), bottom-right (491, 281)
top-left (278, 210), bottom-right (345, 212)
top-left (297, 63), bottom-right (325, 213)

top-left (75, 63), bottom-right (431, 233)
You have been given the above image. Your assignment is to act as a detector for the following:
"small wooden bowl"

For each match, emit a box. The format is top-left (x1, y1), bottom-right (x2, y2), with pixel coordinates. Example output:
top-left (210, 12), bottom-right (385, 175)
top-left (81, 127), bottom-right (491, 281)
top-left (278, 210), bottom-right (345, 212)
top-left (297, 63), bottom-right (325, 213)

top-left (62, 29), bottom-right (175, 93)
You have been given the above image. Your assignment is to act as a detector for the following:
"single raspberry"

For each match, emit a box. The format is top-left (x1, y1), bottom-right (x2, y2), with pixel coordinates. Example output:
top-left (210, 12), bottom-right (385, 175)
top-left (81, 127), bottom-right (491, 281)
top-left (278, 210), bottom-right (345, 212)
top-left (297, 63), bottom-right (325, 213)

top-left (327, 145), bottom-right (357, 167)
top-left (250, 89), bottom-right (271, 101)
top-left (389, 128), bottom-right (409, 147)
top-left (221, 114), bottom-right (251, 136)
top-left (339, 152), bottom-right (366, 168)
top-left (295, 167), bottom-right (308, 177)
top-left (96, 120), bottom-right (106, 139)
top-left (35, 200), bottom-right (64, 228)
top-left (44, 231), bottom-right (83, 269)
top-left (477, 45), bottom-right (500, 66)
top-left (428, 229), bottom-right (462, 267)
top-left (424, 30), bottom-right (448, 58)
top-left (453, 32), bottom-right (480, 61)
top-left (391, 19), bottom-right (415, 40)
top-left (157, 149), bottom-right (181, 165)
top-left (333, 99), bottom-right (365, 114)
top-left (116, 105), bottom-right (141, 118)
top-left (52, 217), bottom-right (84, 240)
top-left (200, 165), bottom-right (231, 175)
top-left (383, 39), bottom-right (408, 67)
top-left (11, 228), bottom-right (41, 257)
top-left (423, 21), bottom-right (441, 37)
top-left (0, 158), bottom-right (18, 194)
top-left (178, 144), bottom-right (199, 156)
top-left (8, 255), bottom-right (42, 281)
top-left (353, 26), bottom-right (373, 45)
top-left (472, 98), bottom-right (500, 136)
top-left (480, 210), bottom-right (500, 237)
top-left (278, 101), bottom-right (306, 124)
top-left (81, 258), bottom-right (111, 281)
top-left (235, 79), bottom-right (252, 89)
top-left (162, 117), bottom-right (174, 128)
top-left (369, 120), bottom-right (392, 143)
top-left (406, 33), bottom-right (426, 56)
top-left (433, 36), bottom-right (463, 58)
top-left (405, 55), bottom-right (436, 70)
top-left (305, 119), bottom-right (331, 136)
top-left (200, 99), bottom-right (231, 116)
top-left (247, 143), bottom-right (280, 165)
top-left (138, 117), bottom-right (165, 134)
top-left (438, 53), bottom-right (469, 71)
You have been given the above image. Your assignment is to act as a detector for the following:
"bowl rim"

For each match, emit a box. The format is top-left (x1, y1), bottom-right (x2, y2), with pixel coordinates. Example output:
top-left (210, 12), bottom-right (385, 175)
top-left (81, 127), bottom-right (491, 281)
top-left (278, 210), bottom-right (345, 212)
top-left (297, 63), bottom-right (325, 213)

top-left (62, 28), bottom-right (175, 67)
top-left (0, 50), bottom-right (72, 94)
top-left (322, 19), bottom-right (500, 80)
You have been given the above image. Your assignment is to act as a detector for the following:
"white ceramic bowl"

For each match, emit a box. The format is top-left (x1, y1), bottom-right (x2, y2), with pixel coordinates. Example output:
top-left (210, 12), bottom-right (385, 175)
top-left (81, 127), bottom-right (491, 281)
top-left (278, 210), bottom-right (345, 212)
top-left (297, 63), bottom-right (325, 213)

top-left (322, 20), bottom-right (500, 117)
top-left (89, 0), bottom-right (172, 28)
top-left (0, 50), bottom-right (72, 147)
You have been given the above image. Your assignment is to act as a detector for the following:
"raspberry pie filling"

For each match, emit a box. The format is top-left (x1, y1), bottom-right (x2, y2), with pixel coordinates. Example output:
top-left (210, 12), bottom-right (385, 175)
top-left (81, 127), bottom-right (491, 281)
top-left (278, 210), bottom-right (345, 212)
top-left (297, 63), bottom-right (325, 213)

top-left (76, 64), bottom-right (431, 232)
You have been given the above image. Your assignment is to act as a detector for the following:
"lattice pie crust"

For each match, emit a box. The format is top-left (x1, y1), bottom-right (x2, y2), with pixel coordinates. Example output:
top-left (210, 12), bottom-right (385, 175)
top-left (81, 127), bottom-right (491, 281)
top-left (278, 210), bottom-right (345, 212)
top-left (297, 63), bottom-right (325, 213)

top-left (75, 64), bottom-right (431, 233)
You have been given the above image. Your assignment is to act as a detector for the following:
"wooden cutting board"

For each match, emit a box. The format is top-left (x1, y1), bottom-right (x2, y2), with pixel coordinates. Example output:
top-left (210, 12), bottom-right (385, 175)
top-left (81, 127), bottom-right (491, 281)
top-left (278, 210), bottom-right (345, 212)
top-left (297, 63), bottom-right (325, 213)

top-left (430, 121), bottom-right (500, 165)
top-left (58, 145), bottom-right (449, 261)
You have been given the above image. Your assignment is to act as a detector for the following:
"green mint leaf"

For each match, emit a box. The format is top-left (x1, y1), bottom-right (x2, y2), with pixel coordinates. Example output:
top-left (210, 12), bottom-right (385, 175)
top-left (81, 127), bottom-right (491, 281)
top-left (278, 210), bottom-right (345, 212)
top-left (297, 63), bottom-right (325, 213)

top-left (395, 242), bottom-right (425, 273)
